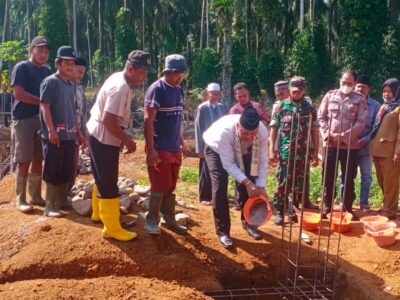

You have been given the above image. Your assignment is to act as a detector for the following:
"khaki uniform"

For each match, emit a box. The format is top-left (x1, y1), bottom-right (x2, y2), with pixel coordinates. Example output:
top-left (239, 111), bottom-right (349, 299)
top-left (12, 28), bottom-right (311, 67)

top-left (370, 106), bottom-right (400, 215)
top-left (318, 89), bottom-right (367, 149)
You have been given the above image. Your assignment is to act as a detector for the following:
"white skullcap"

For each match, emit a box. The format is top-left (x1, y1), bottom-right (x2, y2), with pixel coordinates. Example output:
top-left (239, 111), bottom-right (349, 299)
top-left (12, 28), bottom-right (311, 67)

top-left (207, 83), bottom-right (221, 92)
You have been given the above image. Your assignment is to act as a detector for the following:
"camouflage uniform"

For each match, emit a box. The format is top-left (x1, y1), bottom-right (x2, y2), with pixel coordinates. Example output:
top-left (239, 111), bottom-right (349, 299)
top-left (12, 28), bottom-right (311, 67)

top-left (270, 98), bottom-right (319, 210)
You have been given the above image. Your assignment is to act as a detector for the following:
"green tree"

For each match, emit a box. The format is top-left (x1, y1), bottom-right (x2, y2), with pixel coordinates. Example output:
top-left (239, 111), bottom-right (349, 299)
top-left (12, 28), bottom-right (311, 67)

top-left (114, 7), bottom-right (137, 69)
top-left (338, 0), bottom-right (389, 77)
top-left (378, 25), bottom-right (400, 89)
top-left (284, 30), bottom-right (319, 97)
top-left (92, 49), bottom-right (111, 85)
top-left (38, 0), bottom-right (70, 70)
top-left (231, 34), bottom-right (259, 96)
top-left (257, 48), bottom-right (284, 99)
top-left (190, 47), bottom-right (221, 88)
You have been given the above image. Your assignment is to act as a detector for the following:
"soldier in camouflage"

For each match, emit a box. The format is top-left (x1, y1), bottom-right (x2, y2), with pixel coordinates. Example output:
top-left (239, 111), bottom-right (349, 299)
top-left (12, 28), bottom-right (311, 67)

top-left (270, 77), bottom-right (320, 225)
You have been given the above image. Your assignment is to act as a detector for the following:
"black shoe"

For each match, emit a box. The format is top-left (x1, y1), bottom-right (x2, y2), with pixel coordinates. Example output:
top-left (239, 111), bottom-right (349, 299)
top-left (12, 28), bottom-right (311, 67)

top-left (219, 234), bottom-right (233, 248)
top-left (322, 207), bottom-right (331, 219)
top-left (289, 213), bottom-right (298, 223)
top-left (245, 224), bottom-right (262, 240)
top-left (274, 211), bottom-right (284, 225)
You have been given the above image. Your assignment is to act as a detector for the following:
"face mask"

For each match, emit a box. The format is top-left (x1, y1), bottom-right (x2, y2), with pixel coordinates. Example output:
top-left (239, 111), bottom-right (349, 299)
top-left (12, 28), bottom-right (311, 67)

top-left (340, 85), bottom-right (353, 95)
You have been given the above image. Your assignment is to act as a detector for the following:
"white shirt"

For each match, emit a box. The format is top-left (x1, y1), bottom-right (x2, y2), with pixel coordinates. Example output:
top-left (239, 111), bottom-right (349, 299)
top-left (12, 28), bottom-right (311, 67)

top-left (87, 72), bottom-right (132, 146)
top-left (203, 114), bottom-right (269, 187)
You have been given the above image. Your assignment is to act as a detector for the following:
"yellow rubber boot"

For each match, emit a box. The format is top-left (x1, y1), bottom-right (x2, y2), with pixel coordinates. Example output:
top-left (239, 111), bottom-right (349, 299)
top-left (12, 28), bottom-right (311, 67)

top-left (91, 184), bottom-right (101, 223)
top-left (99, 198), bottom-right (137, 241)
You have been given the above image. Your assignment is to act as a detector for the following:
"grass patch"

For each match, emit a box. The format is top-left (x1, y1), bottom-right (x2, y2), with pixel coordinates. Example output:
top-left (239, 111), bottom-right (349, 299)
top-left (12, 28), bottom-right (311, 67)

top-left (265, 165), bottom-right (383, 208)
top-left (180, 167), bottom-right (198, 183)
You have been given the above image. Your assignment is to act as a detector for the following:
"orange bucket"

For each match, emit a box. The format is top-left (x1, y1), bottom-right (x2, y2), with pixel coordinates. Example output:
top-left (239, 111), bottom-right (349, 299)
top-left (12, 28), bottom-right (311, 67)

top-left (296, 212), bottom-right (321, 231)
top-left (327, 212), bottom-right (353, 233)
top-left (360, 216), bottom-right (389, 233)
top-left (366, 222), bottom-right (397, 247)
top-left (243, 195), bottom-right (272, 227)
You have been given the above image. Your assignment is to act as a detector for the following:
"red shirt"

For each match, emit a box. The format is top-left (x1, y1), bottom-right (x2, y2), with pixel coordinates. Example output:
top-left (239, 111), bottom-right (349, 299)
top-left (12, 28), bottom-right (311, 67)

top-left (229, 100), bottom-right (271, 124)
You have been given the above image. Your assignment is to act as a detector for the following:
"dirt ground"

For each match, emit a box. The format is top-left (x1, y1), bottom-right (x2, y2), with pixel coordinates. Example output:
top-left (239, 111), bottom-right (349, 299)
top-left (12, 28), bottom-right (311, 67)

top-left (0, 141), bottom-right (399, 300)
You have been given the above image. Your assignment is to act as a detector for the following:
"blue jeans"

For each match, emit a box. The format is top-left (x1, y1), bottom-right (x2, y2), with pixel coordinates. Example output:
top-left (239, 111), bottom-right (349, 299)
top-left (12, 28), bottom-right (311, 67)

top-left (358, 154), bottom-right (373, 208)
top-left (340, 154), bottom-right (373, 207)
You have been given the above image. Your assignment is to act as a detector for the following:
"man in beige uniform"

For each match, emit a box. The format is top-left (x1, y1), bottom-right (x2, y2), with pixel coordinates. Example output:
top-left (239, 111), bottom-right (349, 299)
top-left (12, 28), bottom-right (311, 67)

top-left (318, 70), bottom-right (367, 220)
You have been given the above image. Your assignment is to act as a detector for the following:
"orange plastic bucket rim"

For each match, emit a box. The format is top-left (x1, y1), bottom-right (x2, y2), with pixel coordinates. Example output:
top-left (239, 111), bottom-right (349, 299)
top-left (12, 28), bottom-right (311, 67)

top-left (296, 211), bottom-right (321, 231)
top-left (243, 195), bottom-right (272, 227)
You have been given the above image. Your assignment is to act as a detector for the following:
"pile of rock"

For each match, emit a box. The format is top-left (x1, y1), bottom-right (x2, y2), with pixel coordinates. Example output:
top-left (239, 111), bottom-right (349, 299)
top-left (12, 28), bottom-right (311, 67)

top-left (69, 176), bottom-right (193, 226)
top-left (77, 149), bottom-right (92, 175)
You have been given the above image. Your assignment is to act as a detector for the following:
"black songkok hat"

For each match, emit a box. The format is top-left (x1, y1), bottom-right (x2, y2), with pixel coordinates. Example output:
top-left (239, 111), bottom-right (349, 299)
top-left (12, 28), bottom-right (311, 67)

top-left (239, 106), bottom-right (260, 130)
top-left (356, 74), bottom-right (371, 86)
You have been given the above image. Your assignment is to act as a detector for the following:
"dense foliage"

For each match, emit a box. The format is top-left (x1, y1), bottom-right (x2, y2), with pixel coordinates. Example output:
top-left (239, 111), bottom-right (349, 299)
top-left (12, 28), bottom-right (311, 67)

top-left (0, 0), bottom-right (399, 99)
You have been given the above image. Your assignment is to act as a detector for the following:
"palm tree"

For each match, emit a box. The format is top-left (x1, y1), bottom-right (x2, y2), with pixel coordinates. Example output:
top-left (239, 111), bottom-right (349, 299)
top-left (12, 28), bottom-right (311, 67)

top-left (212, 0), bottom-right (234, 106)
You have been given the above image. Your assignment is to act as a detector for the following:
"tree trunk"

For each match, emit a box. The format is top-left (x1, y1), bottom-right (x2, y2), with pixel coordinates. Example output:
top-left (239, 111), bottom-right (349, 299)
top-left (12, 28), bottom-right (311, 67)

top-left (2, 0), bottom-right (10, 43)
top-left (221, 22), bottom-right (232, 107)
top-left (141, 0), bottom-right (145, 49)
top-left (26, 0), bottom-right (31, 42)
top-left (246, 0), bottom-right (251, 50)
top-left (299, 0), bottom-right (304, 31)
top-left (98, 0), bottom-right (103, 51)
top-left (0, 0), bottom-right (10, 72)
top-left (85, 0), bottom-right (94, 87)
top-left (206, 0), bottom-right (209, 47)
top-left (200, 0), bottom-right (205, 49)
top-left (73, 0), bottom-right (77, 51)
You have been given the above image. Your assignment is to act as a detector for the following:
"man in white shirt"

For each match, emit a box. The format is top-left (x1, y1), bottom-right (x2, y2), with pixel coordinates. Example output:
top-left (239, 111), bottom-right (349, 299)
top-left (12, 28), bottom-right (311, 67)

top-left (194, 83), bottom-right (227, 205)
top-left (86, 50), bottom-right (155, 241)
top-left (203, 106), bottom-right (269, 248)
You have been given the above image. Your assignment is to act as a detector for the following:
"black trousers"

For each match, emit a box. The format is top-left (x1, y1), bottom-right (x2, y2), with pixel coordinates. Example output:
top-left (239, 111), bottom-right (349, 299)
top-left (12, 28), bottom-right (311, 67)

top-left (205, 146), bottom-right (255, 236)
top-left (42, 139), bottom-right (75, 185)
top-left (199, 158), bottom-right (212, 202)
top-left (89, 135), bottom-right (120, 199)
top-left (322, 148), bottom-right (358, 212)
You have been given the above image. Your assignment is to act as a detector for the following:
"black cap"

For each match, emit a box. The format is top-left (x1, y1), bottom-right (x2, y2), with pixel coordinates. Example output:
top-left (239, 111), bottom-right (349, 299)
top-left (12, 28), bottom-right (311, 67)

top-left (239, 106), bottom-right (260, 130)
top-left (128, 50), bottom-right (156, 73)
top-left (289, 76), bottom-right (306, 91)
top-left (75, 57), bottom-right (87, 67)
top-left (56, 46), bottom-right (76, 60)
top-left (30, 36), bottom-right (50, 48)
top-left (233, 82), bottom-right (248, 92)
top-left (356, 74), bottom-right (371, 86)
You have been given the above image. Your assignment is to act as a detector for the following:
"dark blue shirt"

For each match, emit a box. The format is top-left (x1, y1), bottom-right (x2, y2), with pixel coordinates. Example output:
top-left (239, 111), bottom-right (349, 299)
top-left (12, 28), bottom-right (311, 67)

top-left (11, 61), bottom-right (50, 119)
top-left (40, 74), bottom-right (77, 141)
top-left (144, 79), bottom-right (184, 152)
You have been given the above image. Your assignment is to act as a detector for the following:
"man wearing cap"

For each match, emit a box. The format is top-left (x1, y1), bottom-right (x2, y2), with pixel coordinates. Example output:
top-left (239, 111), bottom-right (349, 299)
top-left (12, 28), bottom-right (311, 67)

top-left (341, 74), bottom-right (380, 212)
top-left (87, 50), bottom-right (155, 241)
top-left (11, 36), bottom-right (51, 213)
top-left (270, 77), bottom-right (320, 225)
top-left (40, 46), bottom-right (82, 218)
top-left (144, 54), bottom-right (188, 235)
top-left (194, 83), bottom-right (227, 206)
top-left (318, 70), bottom-right (367, 220)
top-left (68, 57), bottom-right (89, 194)
top-left (203, 106), bottom-right (269, 248)
top-left (229, 82), bottom-right (270, 127)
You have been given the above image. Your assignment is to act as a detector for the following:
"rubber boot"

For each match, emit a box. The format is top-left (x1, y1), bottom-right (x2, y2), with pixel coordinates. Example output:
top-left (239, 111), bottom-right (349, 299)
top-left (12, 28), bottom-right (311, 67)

top-left (91, 184), bottom-right (101, 223)
top-left (99, 198), bottom-right (137, 241)
top-left (54, 183), bottom-right (73, 211)
top-left (16, 175), bottom-right (33, 213)
top-left (27, 173), bottom-right (46, 206)
top-left (160, 193), bottom-right (187, 234)
top-left (274, 205), bottom-right (284, 226)
top-left (144, 192), bottom-right (163, 235)
top-left (44, 182), bottom-right (63, 218)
